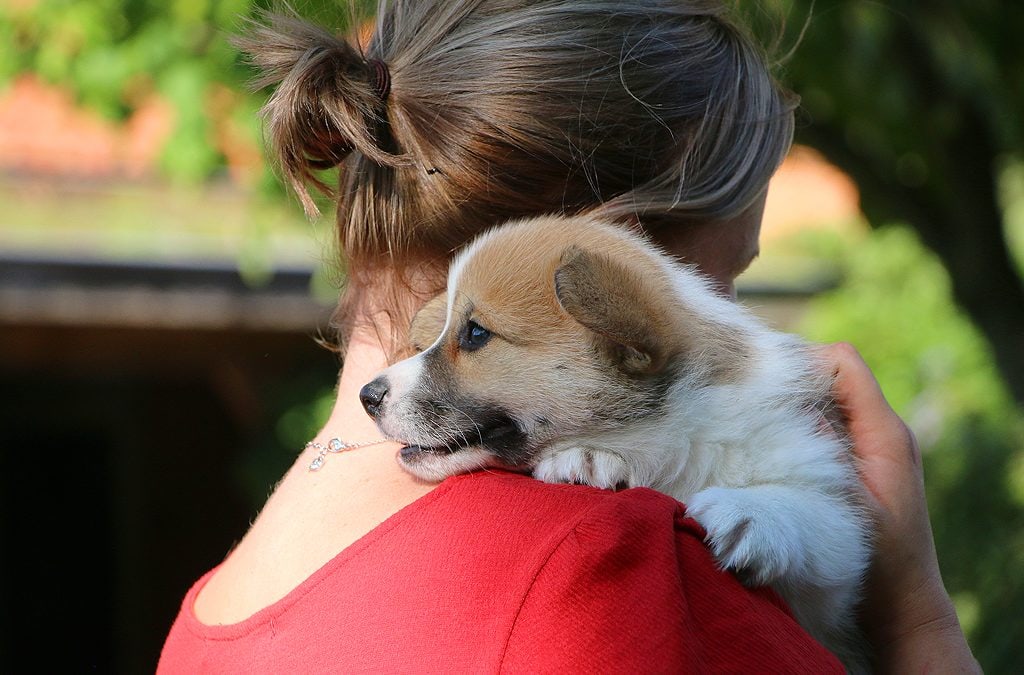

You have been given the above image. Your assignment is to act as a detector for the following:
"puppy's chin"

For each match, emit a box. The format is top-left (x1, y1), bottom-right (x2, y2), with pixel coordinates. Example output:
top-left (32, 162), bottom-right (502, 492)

top-left (396, 445), bottom-right (494, 482)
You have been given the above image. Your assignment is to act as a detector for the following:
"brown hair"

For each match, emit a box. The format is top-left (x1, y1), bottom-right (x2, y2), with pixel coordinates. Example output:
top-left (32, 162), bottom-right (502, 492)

top-left (235, 1), bottom-right (796, 357)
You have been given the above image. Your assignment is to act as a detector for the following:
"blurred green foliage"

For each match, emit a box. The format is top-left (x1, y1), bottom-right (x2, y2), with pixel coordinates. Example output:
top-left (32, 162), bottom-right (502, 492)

top-left (1001, 158), bottom-right (1024, 276)
top-left (752, 0), bottom-right (1024, 168)
top-left (0, 0), bottom-right (372, 184)
top-left (746, 0), bottom-right (1024, 405)
top-left (793, 223), bottom-right (1024, 671)
top-left (1, 0), bottom-right (250, 180)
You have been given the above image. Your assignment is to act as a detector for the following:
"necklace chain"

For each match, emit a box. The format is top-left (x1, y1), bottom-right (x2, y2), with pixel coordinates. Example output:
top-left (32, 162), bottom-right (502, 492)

top-left (305, 437), bottom-right (393, 471)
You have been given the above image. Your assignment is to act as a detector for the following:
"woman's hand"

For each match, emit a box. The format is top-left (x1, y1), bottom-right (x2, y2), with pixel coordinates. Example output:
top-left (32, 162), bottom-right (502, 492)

top-left (821, 343), bottom-right (980, 674)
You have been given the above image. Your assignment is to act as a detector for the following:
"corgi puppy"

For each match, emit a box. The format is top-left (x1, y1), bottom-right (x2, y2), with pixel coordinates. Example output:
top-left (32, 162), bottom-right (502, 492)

top-left (361, 214), bottom-right (871, 671)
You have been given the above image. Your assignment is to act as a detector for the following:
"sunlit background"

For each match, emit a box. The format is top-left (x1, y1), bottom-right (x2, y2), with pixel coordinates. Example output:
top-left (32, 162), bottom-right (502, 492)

top-left (1, 1), bottom-right (1021, 672)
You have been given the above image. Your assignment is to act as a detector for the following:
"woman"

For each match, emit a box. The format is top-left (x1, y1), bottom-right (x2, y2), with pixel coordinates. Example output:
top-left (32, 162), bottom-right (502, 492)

top-left (160, 1), bottom-right (977, 671)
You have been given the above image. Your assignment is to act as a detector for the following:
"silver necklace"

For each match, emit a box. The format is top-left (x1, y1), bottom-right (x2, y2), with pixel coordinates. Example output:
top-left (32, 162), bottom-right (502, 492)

top-left (305, 437), bottom-right (393, 471)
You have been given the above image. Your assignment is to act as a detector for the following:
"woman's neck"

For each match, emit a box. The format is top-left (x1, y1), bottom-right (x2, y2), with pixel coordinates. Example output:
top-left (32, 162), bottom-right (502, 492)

top-left (314, 330), bottom-right (396, 448)
top-left (192, 326), bottom-right (438, 625)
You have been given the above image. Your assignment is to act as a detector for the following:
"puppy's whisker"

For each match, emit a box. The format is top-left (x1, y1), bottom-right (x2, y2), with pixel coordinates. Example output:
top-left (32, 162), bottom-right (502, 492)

top-left (422, 411), bottom-right (459, 447)
top-left (419, 406), bottom-right (476, 451)
top-left (438, 401), bottom-right (484, 447)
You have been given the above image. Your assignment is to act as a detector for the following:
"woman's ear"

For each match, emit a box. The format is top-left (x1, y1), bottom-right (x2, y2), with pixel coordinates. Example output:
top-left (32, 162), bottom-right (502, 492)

top-left (554, 246), bottom-right (671, 375)
top-left (409, 292), bottom-right (449, 351)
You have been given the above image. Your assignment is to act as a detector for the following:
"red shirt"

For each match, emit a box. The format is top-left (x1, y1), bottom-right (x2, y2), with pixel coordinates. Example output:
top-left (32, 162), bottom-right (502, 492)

top-left (159, 471), bottom-right (841, 673)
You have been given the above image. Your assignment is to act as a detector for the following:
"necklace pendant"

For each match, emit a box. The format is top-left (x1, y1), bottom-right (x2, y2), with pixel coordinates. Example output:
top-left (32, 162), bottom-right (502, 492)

top-left (304, 436), bottom-right (389, 472)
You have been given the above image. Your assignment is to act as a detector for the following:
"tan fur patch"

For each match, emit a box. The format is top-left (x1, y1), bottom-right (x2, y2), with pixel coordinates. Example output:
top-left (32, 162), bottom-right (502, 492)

top-left (409, 291), bottom-right (448, 351)
top-left (455, 216), bottom-right (749, 383)
top-left (555, 245), bottom-right (675, 374)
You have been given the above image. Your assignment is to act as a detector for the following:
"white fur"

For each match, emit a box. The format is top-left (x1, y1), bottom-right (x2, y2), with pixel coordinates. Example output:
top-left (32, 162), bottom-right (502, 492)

top-left (532, 258), bottom-right (871, 672)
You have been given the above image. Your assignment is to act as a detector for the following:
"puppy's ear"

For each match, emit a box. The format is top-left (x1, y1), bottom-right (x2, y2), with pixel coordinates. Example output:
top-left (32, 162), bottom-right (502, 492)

top-left (555, 246), bottom-right (670, 375)
top-left (409, 292), bottom-right (448, 351)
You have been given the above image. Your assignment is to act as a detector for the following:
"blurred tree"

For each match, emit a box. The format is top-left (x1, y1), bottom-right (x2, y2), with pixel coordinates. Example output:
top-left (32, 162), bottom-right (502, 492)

top-left (798, 224), bottom-right (1024, 672)
top-left (0, 0), bottom-right (253, 180)
top-left (6, 1), bottom-right (1022, 389)
top-left (8, 1), bottom-right (1019, 400)
top-left (748, 1), bottom-right (1024, 403)
top-left (0, 0), bottom-right (370, 184)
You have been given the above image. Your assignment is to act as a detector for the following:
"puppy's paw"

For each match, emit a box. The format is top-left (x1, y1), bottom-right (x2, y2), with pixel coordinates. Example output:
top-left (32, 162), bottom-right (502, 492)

top-left (534, 445), bottom-right (632, 490)
top-left (686, 487), bottom-right (804, 587)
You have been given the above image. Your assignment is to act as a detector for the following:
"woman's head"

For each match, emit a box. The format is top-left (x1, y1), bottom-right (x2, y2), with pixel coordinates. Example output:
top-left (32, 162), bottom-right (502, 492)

top-left (237, 1), bottom-right (795, 352)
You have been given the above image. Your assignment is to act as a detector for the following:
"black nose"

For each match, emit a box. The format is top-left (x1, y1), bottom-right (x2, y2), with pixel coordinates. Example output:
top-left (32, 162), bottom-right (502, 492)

top-left (359, 378), bottom-right (389, 418)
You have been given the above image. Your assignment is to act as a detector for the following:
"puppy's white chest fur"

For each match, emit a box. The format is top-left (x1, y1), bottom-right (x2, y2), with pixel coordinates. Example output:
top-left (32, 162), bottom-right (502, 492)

top-left (367, 215), bottom-right (872, 672)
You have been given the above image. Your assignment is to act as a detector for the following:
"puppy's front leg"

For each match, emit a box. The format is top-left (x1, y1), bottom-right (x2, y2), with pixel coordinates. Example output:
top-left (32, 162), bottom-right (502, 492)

top-left (533, 444), bottom-right (633, 490)
top-left (687, 484), bottom-right (871, 672)
top-left (685, 484), bottom-right (867, 590)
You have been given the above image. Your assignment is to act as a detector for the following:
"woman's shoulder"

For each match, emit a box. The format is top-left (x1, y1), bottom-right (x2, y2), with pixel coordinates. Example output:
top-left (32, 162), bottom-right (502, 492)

top-left (446, 469), bottom-right (686, 527)
top-left (160, 469), bottom-right (842, 673)
top-left (439, 470), bottom-right (699, 558)
top-left (455, 472), bottom-right (843, 673)
top-left (385, 470), bottom-right (684, 571)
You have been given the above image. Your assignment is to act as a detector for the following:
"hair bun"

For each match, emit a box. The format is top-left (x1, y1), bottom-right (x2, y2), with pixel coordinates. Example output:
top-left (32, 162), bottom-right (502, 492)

top-left (234, 12), bottom-right (400, 216)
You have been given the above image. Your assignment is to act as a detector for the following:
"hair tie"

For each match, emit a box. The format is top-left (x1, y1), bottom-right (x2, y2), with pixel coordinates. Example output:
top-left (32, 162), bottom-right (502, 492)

top-left (368, 59), bottom-right (391, 102)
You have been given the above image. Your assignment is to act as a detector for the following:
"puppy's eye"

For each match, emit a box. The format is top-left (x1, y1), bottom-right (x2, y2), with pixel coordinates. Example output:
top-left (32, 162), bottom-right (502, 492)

top-left (459, 320), bottom-right (492, 351)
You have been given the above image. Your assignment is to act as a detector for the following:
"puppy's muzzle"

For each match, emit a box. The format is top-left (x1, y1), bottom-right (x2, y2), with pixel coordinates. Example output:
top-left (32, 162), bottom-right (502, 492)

top-left (359, 377), bottom-right (389, 418)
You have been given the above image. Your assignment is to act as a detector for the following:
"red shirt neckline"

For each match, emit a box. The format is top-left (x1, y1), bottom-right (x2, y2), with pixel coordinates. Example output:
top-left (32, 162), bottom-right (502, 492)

top-left (180, 471), bottom-right (468, 641)
top-left (161, 470), bottom-right (844, 673)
